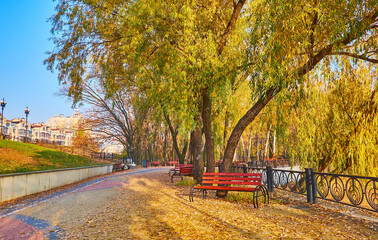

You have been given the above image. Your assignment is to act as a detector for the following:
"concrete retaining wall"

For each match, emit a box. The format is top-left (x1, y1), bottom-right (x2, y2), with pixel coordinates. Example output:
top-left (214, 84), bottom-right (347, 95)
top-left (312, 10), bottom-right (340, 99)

top-left (0, 165), bottom-right (113, 202)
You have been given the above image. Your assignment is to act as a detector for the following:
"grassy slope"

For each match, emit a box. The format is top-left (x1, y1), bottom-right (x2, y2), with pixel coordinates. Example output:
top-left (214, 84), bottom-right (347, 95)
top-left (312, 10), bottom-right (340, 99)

top-left (0, 140), bottom-right (107, 174)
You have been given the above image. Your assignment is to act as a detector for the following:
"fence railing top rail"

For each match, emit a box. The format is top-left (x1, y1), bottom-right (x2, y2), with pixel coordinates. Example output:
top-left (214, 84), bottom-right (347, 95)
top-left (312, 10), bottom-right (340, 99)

top-left (314, 171), bottom-right (378, 180)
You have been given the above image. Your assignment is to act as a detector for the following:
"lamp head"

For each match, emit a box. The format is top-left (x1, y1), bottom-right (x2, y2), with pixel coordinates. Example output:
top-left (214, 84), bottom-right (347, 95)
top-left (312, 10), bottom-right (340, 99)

top-left (0, 98), bottom-right (6, 108)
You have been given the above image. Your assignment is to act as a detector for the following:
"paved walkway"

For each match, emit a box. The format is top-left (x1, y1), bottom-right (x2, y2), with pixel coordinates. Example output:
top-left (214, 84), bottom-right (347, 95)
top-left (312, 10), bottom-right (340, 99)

top-left (0, 167), bottom-right (377, 239)
top-left (0, 168), bottom-right (160, 239)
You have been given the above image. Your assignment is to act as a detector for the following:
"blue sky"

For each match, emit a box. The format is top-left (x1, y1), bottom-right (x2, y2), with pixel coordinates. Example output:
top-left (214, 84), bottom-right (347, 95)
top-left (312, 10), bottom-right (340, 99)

top-left (0, 1), bottom-right (77, 123)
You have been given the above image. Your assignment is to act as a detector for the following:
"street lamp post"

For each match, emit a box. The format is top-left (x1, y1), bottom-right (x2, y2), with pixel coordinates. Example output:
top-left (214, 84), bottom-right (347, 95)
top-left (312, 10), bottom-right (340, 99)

top-left (0, 98), bottom-right (6, 139)
top-left (24, 107), bottom-right (30, 142)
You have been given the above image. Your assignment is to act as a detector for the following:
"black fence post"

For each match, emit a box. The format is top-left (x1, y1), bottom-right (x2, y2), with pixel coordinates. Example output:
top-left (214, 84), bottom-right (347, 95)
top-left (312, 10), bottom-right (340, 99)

top-left (311, 168), bottom-right (317, 204)
top-left (305, 168), bottom-right (313, 203)
top-left (266, 166), bottom-right (274, 192)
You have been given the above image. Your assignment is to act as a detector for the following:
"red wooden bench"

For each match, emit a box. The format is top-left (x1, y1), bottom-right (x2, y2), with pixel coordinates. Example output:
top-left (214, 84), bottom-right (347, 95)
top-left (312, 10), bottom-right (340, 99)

top-left (189, 172), bottom-right (269, 208)
top-left (113, 163), bottom-right (125, 171)
top-left (167, 161), bottom-right (179, 166)
top-left (169, 164), bottom-right (193, 183)
top-left (151, 161), bottom-right (160, 166)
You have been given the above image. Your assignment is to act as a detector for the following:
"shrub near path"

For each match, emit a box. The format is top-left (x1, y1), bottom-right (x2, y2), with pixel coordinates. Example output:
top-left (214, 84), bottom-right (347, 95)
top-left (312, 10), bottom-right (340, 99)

top-left (63, 168), bottom-right (377, 239)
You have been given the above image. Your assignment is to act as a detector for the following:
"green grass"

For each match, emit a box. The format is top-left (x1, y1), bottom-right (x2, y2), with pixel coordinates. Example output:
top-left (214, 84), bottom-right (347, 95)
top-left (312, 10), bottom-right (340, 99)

top-left (225, 192), bottom-right (256, 203)
top-left (176, 178), bottom-right (196, 186)
top-left (0, 139), bottom-right (107, 174)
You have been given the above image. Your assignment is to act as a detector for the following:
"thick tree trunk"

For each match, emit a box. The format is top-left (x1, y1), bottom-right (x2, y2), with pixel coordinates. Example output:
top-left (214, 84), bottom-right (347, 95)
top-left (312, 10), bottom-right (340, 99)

top-left (191, 115), bottom-right (204, 182)
top-left (222, 87), bottom-right (281, 172)
top-left (202, 88), bottom-right (215, 173)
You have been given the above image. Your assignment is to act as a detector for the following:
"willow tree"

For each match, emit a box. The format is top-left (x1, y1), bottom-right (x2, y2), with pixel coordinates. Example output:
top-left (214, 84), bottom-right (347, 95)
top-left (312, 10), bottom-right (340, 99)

top-left (222, 0), bottom-right (378, 171)
top-left (45, 0), bottom-right (250, 180)
top-left (45, 0), bottom-right (377, 176)
top-left (287, 59), bottom-right (378, 176)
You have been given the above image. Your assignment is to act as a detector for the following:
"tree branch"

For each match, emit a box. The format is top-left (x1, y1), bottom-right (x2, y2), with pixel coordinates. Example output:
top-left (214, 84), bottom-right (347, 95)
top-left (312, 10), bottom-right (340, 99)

top-left (330, 51), bottom-right (378, 63)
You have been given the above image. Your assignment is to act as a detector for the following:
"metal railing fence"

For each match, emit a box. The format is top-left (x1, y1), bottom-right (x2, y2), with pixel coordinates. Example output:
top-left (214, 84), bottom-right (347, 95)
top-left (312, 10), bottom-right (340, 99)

top-left (232, 165), bottom-right (377, 212)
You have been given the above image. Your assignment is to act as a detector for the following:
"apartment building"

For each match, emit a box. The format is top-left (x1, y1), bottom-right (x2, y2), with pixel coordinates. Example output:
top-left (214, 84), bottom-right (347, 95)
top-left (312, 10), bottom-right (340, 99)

top-left (1, 112), bottom-right (82, 146)
top-left (2, 118), bottom-right (32, 142)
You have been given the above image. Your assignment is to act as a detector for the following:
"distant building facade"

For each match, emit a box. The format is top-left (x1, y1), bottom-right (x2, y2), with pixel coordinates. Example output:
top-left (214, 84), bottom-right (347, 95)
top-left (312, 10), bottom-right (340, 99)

top-left (1, 111), bottom-right (122, 153)
top-left (1, 111), bottom-right (82, 146)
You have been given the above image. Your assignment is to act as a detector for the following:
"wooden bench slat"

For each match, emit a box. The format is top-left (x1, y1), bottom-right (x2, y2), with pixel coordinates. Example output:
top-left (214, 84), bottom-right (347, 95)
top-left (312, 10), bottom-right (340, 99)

top-left (194, 185), bottom-right (257, 192)
top-left (203, 172), bottom-right (261, 176)
top-left (202, 176), bottom-right (262, 181)
top-left (201, 181), bottom-right (262, 185)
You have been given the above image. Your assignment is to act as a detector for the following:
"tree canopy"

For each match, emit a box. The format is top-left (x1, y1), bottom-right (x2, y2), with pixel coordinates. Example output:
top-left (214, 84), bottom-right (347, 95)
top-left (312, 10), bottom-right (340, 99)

top-left (46, 0), bottom-right (378, 177)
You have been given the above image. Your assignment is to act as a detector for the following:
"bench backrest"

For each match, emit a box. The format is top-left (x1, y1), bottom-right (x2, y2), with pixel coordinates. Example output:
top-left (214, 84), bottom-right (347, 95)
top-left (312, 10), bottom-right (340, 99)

top-left (174, 164), bottom-right (193, 170)
top-left (180, 166), bottom-right (193, 175)
top-left (202, 172), bottom-right (262, 186)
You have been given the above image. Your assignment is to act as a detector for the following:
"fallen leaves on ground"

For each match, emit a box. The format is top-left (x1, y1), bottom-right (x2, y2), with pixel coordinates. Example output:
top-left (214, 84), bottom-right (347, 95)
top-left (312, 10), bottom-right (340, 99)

top-left (63, 169), bottom-right (377, 239)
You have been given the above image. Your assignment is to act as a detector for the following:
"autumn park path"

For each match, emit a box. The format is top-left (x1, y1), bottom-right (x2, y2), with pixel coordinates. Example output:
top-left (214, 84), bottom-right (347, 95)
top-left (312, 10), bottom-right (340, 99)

top-left (0, 167), bottom-right (377, 239)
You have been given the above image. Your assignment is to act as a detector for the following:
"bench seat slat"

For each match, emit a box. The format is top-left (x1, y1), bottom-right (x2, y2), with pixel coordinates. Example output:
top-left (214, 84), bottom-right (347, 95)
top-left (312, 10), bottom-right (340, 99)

top-left (201, 181), bottom-right (262, 185)
top-left (194, 185), bottom-right (257, 192)
top-left (203, 176), bottom-right (262, 181)
top-left (203, 172), bottom-right (261, 177)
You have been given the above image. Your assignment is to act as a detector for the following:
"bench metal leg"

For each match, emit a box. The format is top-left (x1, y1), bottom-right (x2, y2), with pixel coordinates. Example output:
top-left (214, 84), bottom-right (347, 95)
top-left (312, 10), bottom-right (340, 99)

top-left (170, 172), bottom-right (184, 183)
top-left (253, 185), bottom-right (269, 208)
top-left (189, 185), bottom-right (197, 202)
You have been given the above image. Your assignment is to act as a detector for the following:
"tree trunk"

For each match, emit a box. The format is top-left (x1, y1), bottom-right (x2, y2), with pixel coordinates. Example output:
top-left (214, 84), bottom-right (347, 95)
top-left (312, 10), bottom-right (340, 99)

top-left (240, 135), bottom-right (245, 162)
top-left (223, 110), bottom-right (230, 154)
top-left (222, 87), bottom-right (281, 172)
top-left (180, 139), bottom-right (189, 164)
top-left (256, 134), bottom-right (259, 161)
top-left (191, 115), bottom-right (204, 182)
top-left (136, 134), bottom-right (142, 165)
top-left (247, 128), bottom-right (253, 161)
top-left (163, 129), bottom-right (167, 164)
top-left (264, 124), bottom-right (271, 160)
top-left (188, 132), bottom-right (194, 164)
top-left (202, 88), bottom-right (215, 173)
top-left (163, 109), bottom-right (187, 164)
top-left (272, 130), bottom-right (277, 158)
